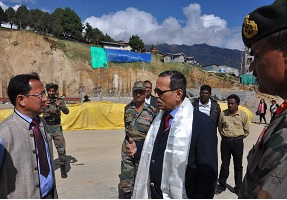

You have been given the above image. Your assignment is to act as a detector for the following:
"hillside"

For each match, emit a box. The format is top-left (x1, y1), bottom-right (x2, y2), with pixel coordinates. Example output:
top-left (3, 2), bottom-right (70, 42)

top-left (2, 27), bottom-right (278, 111)
top-left (156, 43), bottom-right (243, 69)
top-left (0, 28), bottom-right (245, 98)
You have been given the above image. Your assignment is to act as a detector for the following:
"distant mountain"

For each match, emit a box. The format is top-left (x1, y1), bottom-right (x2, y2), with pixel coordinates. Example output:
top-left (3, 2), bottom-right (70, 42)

top-left (154, 43), bottom-right (243, 69)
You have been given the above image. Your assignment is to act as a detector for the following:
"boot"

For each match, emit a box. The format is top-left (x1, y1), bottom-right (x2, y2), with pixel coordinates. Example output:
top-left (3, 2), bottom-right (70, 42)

top-left (118, 191), bottom-right (131, 199)
top-left (60, 165), bottom-right (67, 178)
top-left (118, 185), bottom-right (132, 199)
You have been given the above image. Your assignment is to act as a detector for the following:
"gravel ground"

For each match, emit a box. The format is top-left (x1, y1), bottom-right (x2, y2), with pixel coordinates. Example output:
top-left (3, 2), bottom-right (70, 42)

top-left (54, 118), bottom-right (269, 199)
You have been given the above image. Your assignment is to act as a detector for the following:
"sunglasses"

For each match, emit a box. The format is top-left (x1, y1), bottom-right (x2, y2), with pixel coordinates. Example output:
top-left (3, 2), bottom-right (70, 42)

top-left (154, 88), bottom-right (177, 96)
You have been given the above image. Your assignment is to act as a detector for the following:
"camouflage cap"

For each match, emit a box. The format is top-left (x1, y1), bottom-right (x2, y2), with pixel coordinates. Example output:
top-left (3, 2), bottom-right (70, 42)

top-left (46, 83), bottom-right (58, 91)
top-left (242, 0), bottom-right (287, 48)
top-left (132, 81), bottom-right (146, 91)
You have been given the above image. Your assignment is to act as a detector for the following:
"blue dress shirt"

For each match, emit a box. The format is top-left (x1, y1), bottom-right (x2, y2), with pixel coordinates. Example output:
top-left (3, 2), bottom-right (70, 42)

top-left (167, 106), bottom-right (180, 127)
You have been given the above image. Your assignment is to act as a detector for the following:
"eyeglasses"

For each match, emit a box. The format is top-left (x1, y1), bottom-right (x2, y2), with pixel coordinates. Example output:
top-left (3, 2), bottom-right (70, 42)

top-left (154, 88), bottom-right (177, 96)
top-left (25, 91), bottom-right (47, 99)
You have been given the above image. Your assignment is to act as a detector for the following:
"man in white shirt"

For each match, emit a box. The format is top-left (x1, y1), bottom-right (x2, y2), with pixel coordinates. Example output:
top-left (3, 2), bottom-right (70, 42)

top-left (192, 85), bottom-right (221, 127)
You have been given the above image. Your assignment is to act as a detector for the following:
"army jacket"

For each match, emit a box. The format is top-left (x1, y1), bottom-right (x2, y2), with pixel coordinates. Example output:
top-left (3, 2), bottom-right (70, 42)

top-left (124, 102), bottom-right (157, 141)
top-left (43, 97), bottom-right (69, 123)
top-left (239, 108), bottom-right (287, 198)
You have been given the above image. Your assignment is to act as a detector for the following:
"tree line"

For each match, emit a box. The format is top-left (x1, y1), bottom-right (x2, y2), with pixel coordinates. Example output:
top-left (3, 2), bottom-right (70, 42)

top-left (0, 5), bottom-right (147, 51)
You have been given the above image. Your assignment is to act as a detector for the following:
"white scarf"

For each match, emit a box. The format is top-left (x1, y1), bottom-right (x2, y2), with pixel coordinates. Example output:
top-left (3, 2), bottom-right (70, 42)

top-left (132, 98), bottom-right (194, 199)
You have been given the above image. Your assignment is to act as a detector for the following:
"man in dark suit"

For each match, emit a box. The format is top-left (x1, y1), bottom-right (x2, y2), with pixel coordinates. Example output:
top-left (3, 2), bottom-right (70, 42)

top-left (126, 70), bottom-right (218, 198)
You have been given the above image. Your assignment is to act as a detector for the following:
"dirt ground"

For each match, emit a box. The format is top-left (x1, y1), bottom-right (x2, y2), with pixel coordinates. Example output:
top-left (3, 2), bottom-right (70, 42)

top-left (54, 114), bottom-right (270, 199)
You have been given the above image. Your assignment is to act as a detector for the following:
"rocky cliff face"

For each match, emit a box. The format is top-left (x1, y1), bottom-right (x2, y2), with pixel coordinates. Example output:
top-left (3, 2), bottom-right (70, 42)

top-left (0, 29), bottom-right (80, 97)
top-left (0, 30), bottom-right (161, 98)
top-left (0, 29), bottom-right (268, 105)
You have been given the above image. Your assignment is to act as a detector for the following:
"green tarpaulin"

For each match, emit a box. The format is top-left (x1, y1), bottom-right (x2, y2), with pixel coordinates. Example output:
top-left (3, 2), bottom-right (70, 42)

top-left (90, 46), bottom-right (108, 69)
top-left (241, 74), bottom-right (256, 85)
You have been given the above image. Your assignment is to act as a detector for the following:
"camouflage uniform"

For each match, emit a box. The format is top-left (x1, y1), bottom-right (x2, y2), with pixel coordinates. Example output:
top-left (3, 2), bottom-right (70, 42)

top-left (43, 97), bottom-right (69, 166)
top-left (118, 101), bottom-right (157, 198)
top-left (239, 109), bottom-right (287, 198)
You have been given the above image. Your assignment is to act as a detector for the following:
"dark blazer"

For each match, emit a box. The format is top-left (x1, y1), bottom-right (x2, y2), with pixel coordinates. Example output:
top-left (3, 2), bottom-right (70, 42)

top-left (185, 109), bottom-right (218, 198)
top-left (149, 109), bottom-right (218, 199)
top-left (149, 95), bottom-right (158, 108)
top-left (147, 95), bottom-right (159, 115)
top-left (192, 98), bottom-right (221, 127)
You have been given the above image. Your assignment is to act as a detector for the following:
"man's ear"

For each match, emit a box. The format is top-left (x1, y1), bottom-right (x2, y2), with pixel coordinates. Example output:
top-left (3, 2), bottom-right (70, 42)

top-left (175, 89), bottom-right (183, 101)
top-left (17, 94), bottom-right (26, 107)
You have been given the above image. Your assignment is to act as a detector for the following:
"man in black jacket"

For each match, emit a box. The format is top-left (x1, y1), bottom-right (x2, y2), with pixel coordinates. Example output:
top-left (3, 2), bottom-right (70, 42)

top-left (192, 85), bottom-right (221, 127)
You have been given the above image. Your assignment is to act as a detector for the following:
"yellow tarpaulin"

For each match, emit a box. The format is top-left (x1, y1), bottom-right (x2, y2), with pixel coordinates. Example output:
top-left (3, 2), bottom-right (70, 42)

top-left (0, 102), bottom-right (126, 131)
top-left (0, 109), bottom-right (13, 122)
top-left (218, 102), bottom-right (253, 123)
top-left (62, 101), bottom-right (125, 130)
top-left (0, 101), bottom-right (253, 130)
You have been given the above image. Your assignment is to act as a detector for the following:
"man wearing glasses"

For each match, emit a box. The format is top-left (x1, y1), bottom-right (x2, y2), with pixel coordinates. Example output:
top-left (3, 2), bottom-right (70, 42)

top-left (119, 81), bottom-right (157, 198)
top-left (127, 71), bottom-right (218, 198)
top-left (43, 83), bottom-right (69, 178)
top-left (0, 73), bottom-right (58, 198)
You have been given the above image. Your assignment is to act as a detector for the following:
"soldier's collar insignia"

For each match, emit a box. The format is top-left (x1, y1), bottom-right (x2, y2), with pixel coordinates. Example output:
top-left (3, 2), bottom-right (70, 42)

top-left (243, 15), bottom-right (258, 39)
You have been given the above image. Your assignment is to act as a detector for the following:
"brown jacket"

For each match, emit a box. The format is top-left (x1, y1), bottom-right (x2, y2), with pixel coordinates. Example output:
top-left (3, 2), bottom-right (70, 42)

top-left (0, 112), bottom-right (58, 198)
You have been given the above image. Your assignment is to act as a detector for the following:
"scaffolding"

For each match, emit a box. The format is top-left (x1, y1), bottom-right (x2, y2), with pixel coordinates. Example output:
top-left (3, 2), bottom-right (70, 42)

top-left (241, 46), bottom-right (254, 74)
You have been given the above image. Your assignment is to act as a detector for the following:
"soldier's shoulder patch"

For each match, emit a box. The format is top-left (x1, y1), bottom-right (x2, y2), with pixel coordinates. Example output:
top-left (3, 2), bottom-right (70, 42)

top-left (147, 104), bottom-right (157, 114)
top-left (125, 113), bottom-right (132, 117)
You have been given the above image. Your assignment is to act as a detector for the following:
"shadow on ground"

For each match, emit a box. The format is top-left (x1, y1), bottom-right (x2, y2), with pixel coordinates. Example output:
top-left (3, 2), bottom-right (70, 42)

top-left (54, 155), bottom-right (78, 173)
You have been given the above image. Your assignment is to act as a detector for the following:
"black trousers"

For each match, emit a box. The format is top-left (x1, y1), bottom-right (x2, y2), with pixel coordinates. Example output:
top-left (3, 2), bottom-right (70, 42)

top-left (218, 138), bottom-right (243, 191)
top-left (259, 113), bottom-right (267, 123)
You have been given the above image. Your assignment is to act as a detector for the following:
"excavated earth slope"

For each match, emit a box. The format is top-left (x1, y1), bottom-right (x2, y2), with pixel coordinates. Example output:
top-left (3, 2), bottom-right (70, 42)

top-left (0, 29), bottom-right (280, 111)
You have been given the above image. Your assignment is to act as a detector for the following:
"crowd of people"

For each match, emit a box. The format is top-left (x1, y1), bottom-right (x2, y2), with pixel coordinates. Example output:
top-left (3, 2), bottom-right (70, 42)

top-left (1, 0), bottom-right (287, 198)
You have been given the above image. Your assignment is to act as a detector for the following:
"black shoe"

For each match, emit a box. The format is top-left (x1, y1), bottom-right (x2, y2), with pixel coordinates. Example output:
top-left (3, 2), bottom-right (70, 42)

top-left (60, 165), bottom-right (67, 178)
top-left (215, 185), bottom-right (226, 195)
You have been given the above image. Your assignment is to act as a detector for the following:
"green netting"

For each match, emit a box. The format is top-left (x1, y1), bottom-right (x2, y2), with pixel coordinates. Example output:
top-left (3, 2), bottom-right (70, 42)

top-left (90, 46), bottom-right (109, 69)
top-left (241, 74), bottom-right (256, 85)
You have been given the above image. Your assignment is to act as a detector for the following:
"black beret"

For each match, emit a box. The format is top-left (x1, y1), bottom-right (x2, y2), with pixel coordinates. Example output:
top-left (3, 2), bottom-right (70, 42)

top-left (242, 0), bottom-right (287, 48)
top-left (46, 83), bottom-right (58, 91)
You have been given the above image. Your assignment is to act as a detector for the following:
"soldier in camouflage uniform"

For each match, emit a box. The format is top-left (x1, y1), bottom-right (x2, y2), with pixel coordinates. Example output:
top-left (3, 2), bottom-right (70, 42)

top-left (118, 81), bottom-right (157, 199)
top-left (240, 0), bottom-right (287, 198)
top-left (43, 83), bottom-right (69, 178)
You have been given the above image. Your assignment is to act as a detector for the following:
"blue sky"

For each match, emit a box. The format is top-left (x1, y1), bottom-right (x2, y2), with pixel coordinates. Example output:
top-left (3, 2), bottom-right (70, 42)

top-left (0, 0), bottom-right (274, 50)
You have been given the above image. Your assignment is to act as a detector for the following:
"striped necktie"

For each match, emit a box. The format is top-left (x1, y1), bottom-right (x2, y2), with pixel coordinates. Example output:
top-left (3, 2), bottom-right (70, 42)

top-left (163, 113), bottom-right (171, 134)
top-left (32, 118), bottom-right (49, 177)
